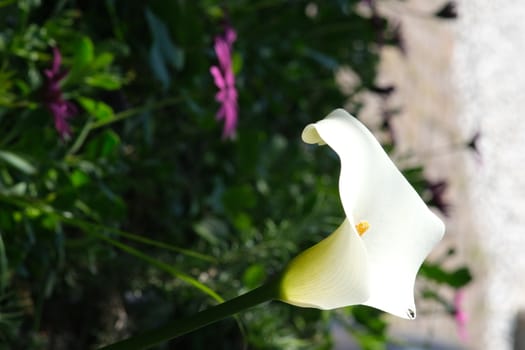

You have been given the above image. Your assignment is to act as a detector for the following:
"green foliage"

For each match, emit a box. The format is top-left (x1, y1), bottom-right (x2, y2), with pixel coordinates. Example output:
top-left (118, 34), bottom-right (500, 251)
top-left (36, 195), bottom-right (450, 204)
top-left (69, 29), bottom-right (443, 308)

top-left (0, 1), bottom-right (469, 349)
top-left (420, 263), bottom-right (473, 288)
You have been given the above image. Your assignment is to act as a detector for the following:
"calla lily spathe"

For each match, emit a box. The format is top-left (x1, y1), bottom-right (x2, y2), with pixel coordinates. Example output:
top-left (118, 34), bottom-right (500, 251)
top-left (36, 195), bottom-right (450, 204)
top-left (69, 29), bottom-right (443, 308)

top-left (279, 109), bottom-right (445, 319)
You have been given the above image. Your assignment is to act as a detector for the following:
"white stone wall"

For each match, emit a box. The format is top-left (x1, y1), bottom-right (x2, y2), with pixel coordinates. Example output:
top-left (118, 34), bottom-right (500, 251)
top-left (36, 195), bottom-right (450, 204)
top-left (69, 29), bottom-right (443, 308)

top-left (357, 1), bottom-right (525, 349)
top-left (455, 1), bottom-right (525, 349)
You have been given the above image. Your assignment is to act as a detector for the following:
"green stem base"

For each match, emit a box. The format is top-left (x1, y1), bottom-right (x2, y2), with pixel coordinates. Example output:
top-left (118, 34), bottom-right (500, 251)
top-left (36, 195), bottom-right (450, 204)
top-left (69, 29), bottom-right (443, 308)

top-left (99, 278), bottom-right (280, 350)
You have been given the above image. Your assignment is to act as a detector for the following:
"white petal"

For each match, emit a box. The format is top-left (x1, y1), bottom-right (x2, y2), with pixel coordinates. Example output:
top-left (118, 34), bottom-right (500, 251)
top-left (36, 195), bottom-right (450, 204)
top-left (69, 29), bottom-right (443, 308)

top-left (279, 219), bottom-right (370, 309)
top-left (303, 109), bottom-right (445, 318)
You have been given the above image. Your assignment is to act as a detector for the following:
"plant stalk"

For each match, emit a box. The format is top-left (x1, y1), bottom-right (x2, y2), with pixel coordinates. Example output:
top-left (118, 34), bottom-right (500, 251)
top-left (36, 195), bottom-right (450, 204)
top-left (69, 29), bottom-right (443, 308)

top-left (99, 278), bottom-right (281, 350)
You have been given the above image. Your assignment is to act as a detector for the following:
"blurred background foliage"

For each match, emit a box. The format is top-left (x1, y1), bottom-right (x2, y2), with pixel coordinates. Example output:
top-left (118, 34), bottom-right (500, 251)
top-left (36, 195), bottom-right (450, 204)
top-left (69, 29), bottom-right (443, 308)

top-left (0, 0), bottom-right (469, 349)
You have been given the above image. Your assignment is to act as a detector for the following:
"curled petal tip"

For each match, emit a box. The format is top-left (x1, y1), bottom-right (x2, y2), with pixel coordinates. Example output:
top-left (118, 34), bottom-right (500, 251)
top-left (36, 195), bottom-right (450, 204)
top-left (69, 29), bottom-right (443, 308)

top-left (301, 124), bottom-right (325, 145)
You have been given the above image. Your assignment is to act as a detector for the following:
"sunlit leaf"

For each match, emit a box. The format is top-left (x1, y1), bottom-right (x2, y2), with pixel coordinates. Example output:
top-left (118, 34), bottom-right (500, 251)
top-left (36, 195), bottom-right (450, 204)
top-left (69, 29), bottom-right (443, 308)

top-left (243, 264), bottom-right (266, 289)
top-left (77, 96), bottom-right (114, 121)
top-left (70, 169), bottom-right (90, 188)
top-left (73, 36), bottom-right (94, 68)
top-left (85, 73), bottom-right (122, 90)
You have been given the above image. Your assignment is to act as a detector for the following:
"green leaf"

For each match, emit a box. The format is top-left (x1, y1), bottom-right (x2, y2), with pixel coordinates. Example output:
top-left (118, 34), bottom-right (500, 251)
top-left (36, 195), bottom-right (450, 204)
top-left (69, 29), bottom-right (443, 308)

top-left (85, 73), bottom-right (122, 90)
top-left (145, 8), bottom-right (184, 88)
top-left (85, 130), bottom-right (121, 158)
top-left (60, 215), bottom-right (216, 263)
top-left (243, 264), bottom-right (266, 289)
top-left (91, 52), bottom-right (114, 69)
top-left (78, 226), bottom-right (224, 303)
top-left (99, 130), bottom-right (120, 157)
top-left (77, 97), bottom-right (114, 121)
top-left (420, 263), bottom-right (472, 288)
top-left (0, 150), bottom-right (36, 175)
top-left (222, 185), bottom-right (257, 215)
top-left (73, 36), bottom-right (95, 68)
top-left (18, 0), bottom-right (41, 12)
top-left (70, 169), bottom-right (90, 188)
top-left (402, 166), bottom-right (426, 194)
top-left (193, 217), bottom-right (228, 246)
top-left (233, 212), bottom-right (252, 232)
top-left (205, 5), bottom-right (224, 19)
top-left (402, 166), bottom-right (424, 182)
top-left (0, 70), bottom-right (16, 107)
top-left (232, 52), bottom-right (243, 75)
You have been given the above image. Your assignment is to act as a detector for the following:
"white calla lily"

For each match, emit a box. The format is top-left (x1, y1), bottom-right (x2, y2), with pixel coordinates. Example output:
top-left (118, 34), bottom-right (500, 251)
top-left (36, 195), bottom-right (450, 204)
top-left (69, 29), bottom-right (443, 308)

top-left (279, 109), bottom-right (445, 319)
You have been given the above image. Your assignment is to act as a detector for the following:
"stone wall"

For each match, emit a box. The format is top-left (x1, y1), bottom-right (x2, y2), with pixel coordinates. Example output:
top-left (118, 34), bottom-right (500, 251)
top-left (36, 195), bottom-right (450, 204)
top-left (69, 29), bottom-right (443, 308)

top-left (353, 1), bottom-right (525, 349)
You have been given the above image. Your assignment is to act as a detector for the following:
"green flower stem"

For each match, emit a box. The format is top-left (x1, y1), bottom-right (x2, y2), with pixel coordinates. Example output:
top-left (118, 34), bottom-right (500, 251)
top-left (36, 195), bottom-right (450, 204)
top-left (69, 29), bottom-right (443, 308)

top-left (99, 278), bottom-right (281, 350)
top-left (91, 96), bottom-right (184, 130)
top-left (66, 116), bottom-right (93, 156)
top-left (61, 216), bottom-right (217, 263)
top-left (67, 96), bottom-right (185, 156)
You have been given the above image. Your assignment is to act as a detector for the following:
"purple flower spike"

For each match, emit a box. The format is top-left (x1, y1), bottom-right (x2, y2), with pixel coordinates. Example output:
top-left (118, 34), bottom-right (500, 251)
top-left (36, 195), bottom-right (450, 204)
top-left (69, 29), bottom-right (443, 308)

top-left (210, 24), bottom-right (238, 139)
top-left (43, 47), bottom-right (77, 140)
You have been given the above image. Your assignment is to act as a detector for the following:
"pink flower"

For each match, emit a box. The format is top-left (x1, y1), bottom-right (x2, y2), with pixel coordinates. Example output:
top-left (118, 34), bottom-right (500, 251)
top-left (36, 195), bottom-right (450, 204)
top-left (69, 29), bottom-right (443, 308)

top-left (43, 47), bottom-right (77, 140)
top-left (453, 289), bottom-right (468, 342)
top-left (210, 25), bottom-right (238, 139)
